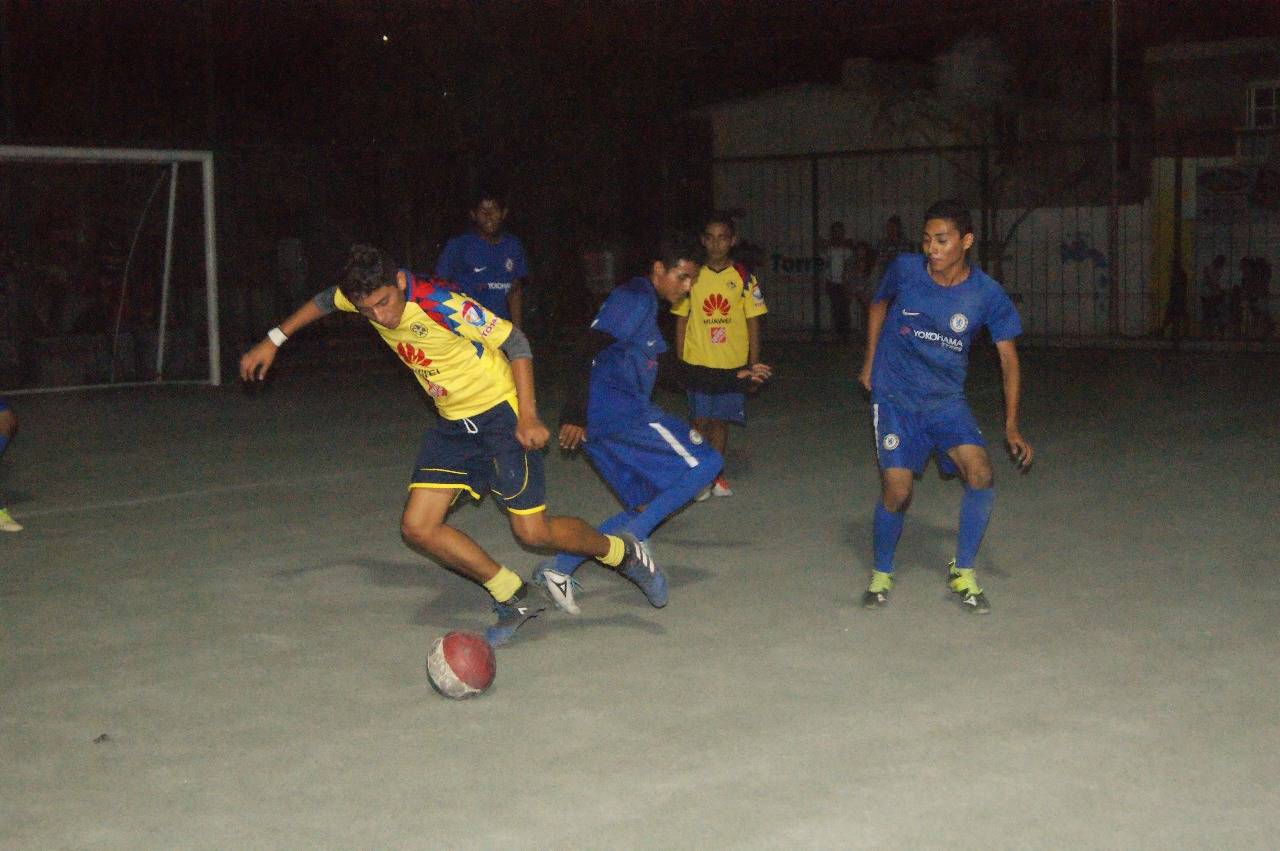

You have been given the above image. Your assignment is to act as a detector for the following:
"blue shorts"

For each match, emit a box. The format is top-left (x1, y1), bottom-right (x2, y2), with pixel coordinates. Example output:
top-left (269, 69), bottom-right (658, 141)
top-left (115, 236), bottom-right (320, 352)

top-left (411, 401), bottom-right (546, 515)
top-left (687, 389), bottom-right (745, 425)
top-left (584, 414), bottom-right (721, 512)
top-left (871, 399), bottom-right (986, 475)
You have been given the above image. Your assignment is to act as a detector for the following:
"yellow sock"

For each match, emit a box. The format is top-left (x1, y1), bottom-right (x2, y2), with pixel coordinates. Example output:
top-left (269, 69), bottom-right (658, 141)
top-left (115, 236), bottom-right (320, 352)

top-left (483, 566), bottom-right (523, 603)
top-left (598, 535), bottom-right (626, 568)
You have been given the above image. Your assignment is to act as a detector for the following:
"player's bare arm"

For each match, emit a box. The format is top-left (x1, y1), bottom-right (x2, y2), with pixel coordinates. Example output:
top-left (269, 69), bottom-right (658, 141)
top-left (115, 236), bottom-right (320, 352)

top-left (508, 277), bottom-right (525, 328)
top-left (995, 339), bottom-right (1033, 471)
top-left (239, 297), bottom-right (328, 381)
top-left (509, 356), bottom-right (549, 450)
top-left (746, 315), bottom-right (762, 368)
top-left (859, 299), bottom-right (889, 391)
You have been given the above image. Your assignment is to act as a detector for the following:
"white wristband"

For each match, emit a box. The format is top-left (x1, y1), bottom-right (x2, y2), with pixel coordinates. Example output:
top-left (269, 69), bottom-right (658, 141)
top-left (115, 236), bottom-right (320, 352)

top-left (267, 327), bottom-right (288, 347)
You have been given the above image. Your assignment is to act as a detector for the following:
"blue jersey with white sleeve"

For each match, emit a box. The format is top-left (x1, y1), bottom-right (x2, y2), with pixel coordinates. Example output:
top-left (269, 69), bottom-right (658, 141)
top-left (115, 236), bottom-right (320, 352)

top-left (587, 277), bottom-right (668, 438)
top-left (434, 232), bottom-right (529, 319)
top-left (870, 253), bottom-right (1021, 411)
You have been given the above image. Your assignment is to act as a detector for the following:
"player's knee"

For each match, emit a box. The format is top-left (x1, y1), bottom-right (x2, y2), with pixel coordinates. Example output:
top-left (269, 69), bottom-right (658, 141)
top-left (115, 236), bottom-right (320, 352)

top-left (964, 463), bottom-right (994, 490)
top-left (881, 487), bottom-right (912, 513)
top-left (0, 410), bottom-right (16, 438)
top-left (510, 517), bottom-right (552, 549)
top-left (400, 514), bottom-right (442, 548)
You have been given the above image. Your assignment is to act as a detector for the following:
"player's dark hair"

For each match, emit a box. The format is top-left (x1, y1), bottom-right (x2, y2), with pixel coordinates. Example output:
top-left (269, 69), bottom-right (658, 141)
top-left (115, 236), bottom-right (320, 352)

top-left (923, 199), bottom-right (974, 237)
top-left (703, 212), bottom-right (737, 236)
top-left (339, 244), bottom-right (396, 303)
top-left (470, 187), bottom-right (507, 210)
top-left (655, 235), bottom-right (702, 271)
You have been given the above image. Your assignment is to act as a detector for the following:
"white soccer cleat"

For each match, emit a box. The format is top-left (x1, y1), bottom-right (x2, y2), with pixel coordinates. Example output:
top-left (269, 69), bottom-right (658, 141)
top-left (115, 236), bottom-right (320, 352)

top-left (532, 563), bottom-right (581, 615)
top-left (0, 508), bottom-right (22, 532)
top-left (711, 477), bottom-right (733, 498)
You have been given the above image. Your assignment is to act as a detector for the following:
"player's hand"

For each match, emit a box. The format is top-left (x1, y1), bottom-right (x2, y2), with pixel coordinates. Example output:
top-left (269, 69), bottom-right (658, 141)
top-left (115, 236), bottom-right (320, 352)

top-left (239, 339), bottom-right (278, 382)
top-left (736, 363), bottom-right (773, 384)
top-left (858, 362), bottom-right (872, 392)
top-left (1006, 430), bottom-right (1034, 473)
top-left (558, 423), bottom-right (586, 450)
top-left (515, 416), bottom-right (550, 451)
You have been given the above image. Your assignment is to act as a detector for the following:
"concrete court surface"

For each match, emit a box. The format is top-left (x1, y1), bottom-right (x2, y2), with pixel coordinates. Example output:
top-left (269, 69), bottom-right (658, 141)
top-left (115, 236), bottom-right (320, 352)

top-left (2, 343), bottom-right (1278, 850)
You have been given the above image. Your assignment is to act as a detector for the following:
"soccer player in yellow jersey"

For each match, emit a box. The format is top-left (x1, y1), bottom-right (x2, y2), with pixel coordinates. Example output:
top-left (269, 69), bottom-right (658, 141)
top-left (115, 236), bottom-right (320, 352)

top-left (671, 214), bottom-right (769, 499)
top-left (240, 245), bottom-right (660, 646)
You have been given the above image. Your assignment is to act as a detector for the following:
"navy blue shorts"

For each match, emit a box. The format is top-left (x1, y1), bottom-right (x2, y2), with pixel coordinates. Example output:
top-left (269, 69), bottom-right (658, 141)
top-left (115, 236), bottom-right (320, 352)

top-left (411, 401), bottom-right (546, 515)
top-left (584, 414), bottom-right (721, 512)
top-left (687, 389), bottom-right (745, 425)
top-left (872, 399), bottom-right (986, 475)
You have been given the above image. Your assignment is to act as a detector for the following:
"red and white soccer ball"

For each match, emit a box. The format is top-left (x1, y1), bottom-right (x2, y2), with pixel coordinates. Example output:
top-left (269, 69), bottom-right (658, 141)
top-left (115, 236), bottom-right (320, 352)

top-left (427, 630), bottom-right (496, 699)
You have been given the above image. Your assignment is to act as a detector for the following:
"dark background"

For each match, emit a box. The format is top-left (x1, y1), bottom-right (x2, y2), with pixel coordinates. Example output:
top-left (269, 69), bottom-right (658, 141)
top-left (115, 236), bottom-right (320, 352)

top-left (1, 0), bottom-right (1276, 365)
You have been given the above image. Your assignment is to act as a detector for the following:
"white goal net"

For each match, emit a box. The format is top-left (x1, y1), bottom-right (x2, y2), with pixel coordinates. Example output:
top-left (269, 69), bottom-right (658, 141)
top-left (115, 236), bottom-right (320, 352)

top-left (0, 145), bottom-right (220, 392)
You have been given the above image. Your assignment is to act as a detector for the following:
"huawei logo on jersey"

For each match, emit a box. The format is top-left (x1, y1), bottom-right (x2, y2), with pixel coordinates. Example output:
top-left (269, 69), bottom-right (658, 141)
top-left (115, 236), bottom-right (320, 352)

top-left (396, 342), bottom-right (432, 367)
top-left (702, 293), bottom-right (731, 317)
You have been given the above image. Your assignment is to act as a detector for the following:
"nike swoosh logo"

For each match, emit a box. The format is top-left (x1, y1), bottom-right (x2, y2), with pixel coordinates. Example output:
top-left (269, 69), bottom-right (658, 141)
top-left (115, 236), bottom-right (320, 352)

top-left (902, 310), bottom-right (921, 316)
top-left (473, 266), bottom-right (487, 273)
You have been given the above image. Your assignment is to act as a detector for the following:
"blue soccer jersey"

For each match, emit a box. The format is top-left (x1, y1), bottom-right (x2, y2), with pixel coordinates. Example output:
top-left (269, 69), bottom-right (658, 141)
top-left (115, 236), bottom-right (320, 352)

top-left (586, 277), bottom-right (668, 438)
top-left (434, 232), bottom-right (529, 319)
top-left (870, 254), bottom-right (1021, 411)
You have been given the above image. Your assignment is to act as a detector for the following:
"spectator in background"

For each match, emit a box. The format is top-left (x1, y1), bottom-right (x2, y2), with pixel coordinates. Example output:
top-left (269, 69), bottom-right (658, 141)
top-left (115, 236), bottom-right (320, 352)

top-left (876, 214), bottom-right (916, 273)
top-left (848, 240), bottom-right (878, 336)
top-left (1199, 255), bottom-right (1227, 340)
top-left (1244, 257), bottom-right (1275, 339)
top-left (821, 221), bottom-right (855, 343)
top-left (435, 189), bottom-right (530, 327)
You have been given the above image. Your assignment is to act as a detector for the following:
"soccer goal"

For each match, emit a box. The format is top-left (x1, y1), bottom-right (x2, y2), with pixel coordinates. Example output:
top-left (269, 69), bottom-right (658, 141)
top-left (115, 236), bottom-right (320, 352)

top-left (0, 145), bottom-right (220, 392)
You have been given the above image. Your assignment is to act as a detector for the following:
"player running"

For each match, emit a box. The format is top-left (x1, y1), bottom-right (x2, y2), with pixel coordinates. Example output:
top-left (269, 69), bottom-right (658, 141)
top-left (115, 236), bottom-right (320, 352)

top-left (240, 245), bottom-right (657, 645)
top-left (858, 199), bottom-right (1033, 614)
top-left (0, 397), bottom-right (21, 532)
top-left (534, 240), bottom-right (771, 614)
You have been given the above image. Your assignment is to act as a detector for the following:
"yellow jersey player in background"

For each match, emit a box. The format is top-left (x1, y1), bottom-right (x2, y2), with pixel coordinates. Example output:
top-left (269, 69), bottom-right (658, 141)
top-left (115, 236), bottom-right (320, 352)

top-left (240, 245), bottom-right (661, 646)
top-left (672, 213), bottom-right (769, 500)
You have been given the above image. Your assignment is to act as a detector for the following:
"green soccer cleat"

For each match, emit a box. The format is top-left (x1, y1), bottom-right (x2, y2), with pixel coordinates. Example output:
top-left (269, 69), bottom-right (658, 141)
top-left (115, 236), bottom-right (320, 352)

top-left (862, 570), bottom-right (893, 609)
top-left (947, 560), bottom-right (990, 614)
top-left (0, 508), bottom-right (22, 533)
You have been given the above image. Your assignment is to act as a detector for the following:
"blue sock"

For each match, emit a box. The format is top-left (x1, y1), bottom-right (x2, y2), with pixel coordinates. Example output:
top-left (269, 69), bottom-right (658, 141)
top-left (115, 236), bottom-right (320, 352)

top-left (627, 460), bottom-right (719, 541)
top-left (873, 502), bottom-right (904, 573)
top-left (956, 486), bottom-right (995, 568)
top-left (550, 510), bottom-right (633, 577)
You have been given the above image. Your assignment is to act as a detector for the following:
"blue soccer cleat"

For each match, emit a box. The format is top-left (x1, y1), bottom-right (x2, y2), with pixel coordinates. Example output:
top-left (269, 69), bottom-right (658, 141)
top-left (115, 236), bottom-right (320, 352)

top-left (617, 533), bottom-right (668, 608)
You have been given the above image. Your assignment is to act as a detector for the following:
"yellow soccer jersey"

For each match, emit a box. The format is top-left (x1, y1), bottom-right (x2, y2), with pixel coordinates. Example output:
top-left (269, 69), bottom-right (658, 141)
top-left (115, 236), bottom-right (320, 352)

top-left (334, 272), bottom-right (517, 420)
top-left (670, 261), bottom-right (768, 368)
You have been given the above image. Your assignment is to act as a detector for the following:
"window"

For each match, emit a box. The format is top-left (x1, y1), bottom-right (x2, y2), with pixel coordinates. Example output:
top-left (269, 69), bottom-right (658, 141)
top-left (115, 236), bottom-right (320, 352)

top-left (1247, 80), bottom-right (1280, 128)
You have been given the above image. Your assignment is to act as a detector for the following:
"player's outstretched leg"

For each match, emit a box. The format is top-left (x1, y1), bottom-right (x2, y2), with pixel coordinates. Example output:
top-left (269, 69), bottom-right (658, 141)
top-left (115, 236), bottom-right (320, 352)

top-left (401, 487), bottom-right (547, 647)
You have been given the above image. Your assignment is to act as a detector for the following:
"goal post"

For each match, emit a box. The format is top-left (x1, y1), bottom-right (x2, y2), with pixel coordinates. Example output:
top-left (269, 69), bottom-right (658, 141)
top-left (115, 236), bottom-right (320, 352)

top-left (0, 145), bottom-right (220, 390)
